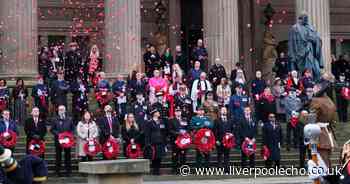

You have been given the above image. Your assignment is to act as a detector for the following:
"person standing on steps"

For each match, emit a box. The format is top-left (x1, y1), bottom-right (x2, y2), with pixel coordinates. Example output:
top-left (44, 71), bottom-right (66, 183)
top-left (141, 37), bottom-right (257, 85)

top-left (50, 105), bottom-right (74, 177)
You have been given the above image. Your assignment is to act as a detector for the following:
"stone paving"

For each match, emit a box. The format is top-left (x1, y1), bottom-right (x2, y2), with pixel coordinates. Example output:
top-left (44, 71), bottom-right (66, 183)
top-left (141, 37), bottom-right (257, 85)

top-left (47, 176), bottom-right (312, 184)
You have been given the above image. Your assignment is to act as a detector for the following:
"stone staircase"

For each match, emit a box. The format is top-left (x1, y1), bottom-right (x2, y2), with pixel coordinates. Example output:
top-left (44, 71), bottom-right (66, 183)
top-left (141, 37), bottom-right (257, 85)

top-left (7, 90), bottom-right (350, 182)
top-left (12, 122), bottom-right (350, 181)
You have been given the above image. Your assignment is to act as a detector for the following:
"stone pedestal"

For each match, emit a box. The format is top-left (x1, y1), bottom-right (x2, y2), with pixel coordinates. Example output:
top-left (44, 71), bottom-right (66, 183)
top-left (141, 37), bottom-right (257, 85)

top-left (104, 0), bottom-right (142, 78)
top-left (0, 0), bottom-right (38, 79)
top-left (203, 0), bottom-right (240, 72)
top-left (296, 0), bottom-right (331, 74)
top-left (79, 159), bottom-right (150, 184)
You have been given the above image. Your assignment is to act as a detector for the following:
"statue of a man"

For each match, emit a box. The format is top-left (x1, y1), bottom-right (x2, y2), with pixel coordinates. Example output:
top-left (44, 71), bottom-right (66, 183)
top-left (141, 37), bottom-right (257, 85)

top-left (288, 13), bottom-right (324, 80)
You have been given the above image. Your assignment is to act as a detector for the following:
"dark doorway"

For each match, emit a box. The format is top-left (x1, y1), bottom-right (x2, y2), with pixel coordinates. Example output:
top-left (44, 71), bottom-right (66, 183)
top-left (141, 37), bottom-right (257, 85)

top-left (181, 0), bottom-right (203, 65)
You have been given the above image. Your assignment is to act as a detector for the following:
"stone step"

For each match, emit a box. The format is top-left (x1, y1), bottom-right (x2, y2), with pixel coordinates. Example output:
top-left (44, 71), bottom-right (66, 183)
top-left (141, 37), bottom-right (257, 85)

top-left (10, 120), bottom-right (350, 180)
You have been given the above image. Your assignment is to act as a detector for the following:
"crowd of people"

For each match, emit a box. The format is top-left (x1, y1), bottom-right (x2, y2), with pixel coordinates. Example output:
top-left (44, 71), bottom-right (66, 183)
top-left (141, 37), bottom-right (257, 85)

top-left (0, 38), bottom-right (348, 178)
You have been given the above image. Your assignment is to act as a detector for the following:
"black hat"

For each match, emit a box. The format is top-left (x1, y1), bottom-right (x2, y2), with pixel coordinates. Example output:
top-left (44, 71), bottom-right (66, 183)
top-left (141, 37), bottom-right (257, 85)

top-left (149, 108), bottom-right (160, 115)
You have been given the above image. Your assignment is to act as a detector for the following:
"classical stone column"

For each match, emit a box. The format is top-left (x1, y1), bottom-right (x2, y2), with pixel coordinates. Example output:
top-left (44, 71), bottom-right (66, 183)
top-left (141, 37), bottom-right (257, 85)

top-left (203, 0), bottom-right (240, 72)
top-left (104, 0), bottom-right (141, 78)
top-left (0, 0), bottom-right (38, 79)
top-left (296, 0), bottom-right (331, 74)
top-left (168, 0), bottom-right (181, 54)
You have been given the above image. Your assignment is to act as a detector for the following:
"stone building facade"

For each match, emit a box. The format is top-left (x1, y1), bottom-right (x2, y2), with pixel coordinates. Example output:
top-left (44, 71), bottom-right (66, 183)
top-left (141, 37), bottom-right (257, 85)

top-left (0, 0), bottom-right (349, 81)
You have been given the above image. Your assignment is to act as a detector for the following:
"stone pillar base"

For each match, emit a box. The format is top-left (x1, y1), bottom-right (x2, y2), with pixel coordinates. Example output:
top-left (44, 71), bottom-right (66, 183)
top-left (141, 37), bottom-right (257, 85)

top-left (79, 159), bottom-right (150, 184)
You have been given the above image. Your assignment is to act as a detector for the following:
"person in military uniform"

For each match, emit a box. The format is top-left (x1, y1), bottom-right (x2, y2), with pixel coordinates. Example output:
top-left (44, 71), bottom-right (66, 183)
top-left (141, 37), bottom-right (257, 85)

top-left (190, 106), bottom-right (214, 168)
top-left (174, 85), bottom-right (193, 122)
top-left (151, 92), bottom-right (170, 125)
top-left (237, 107), bottom-right (257, 168)
top-left (130, 92), bottom-right (149, 132)
top-left (262, 113), bottom-right (283, 168)
top-left (50, 72), bottom-right (70, 112)
top-left (50, 105), bottom-right (74, 177)
top-left (31, 76), bottom-right (49, 120)
top-left (214, 106), bottom-right (235, 171)
top-left (208, 61), bottom-right (227, 89)
top-left (168, 107), bottom-right (189, 174)
top-left (70, 77), bottom-right (89, 125)
top-left (0, 145), bottom-right (48, 184)
top-left (334, 74), bottom-right (349, 122)
top-left (144, 108), bottom-right (167, 175)
top-left (229, 85), bottom-right (249, 121)
top-left (64, 42), bottom-right (83, 84)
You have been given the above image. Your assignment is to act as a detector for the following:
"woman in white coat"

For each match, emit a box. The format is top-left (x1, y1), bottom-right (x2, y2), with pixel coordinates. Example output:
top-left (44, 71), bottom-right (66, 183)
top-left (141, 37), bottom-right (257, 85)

top-left (76, 111), bottom-right (99, 161)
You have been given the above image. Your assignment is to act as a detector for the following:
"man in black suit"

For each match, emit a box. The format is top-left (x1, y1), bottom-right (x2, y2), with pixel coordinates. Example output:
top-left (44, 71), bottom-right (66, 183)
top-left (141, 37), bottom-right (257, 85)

top-left (262, 113), bottom-right (283, 168)
top-left (214, 106), bottom-right (236, 171)
top-left (238, 106), bottom-right (257, 168)
top-left (98, 105), bottom-right (120, 148)
top-left (50, 105), bottom-right (74, 177)
top-left (24, 107), bottom-right (47, 158)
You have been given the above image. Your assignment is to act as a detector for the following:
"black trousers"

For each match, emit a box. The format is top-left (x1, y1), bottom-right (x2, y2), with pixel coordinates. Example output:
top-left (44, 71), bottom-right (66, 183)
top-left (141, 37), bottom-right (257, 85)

top-left (55, 143), bottom-right (71, 175)
top-left (196, 150), bottom-right (210, 168)
top-left (217, 145), bottom-right (230, 170)
top-left (151, 159), bottom-right (162, 175)
top-left (171, 145), bottom-right (187, 172)
top-left (299, 143), bottom-right (311, 168)
top-left (241, 150), bottom-right (255, 168)
top-left (336, 95), bottom-right (348, 122)
top-left (286, 123), bottom-right (301, 148)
